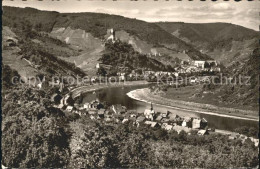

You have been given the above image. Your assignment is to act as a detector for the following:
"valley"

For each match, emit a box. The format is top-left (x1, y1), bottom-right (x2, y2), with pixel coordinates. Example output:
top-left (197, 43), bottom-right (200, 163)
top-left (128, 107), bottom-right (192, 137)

top-left (1, 5), bottom-right (259, 169)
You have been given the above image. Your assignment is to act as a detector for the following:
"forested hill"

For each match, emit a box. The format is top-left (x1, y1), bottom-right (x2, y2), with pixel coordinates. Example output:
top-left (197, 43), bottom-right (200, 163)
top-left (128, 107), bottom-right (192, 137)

top-left (155, 22), bottom-right (258, 45)
top-left (2, 6), bottom-right (211, 61)
top-left (98, 41), bottom-right (174, 75)
top-left (2, 25), bottom-right (86, 80)
top-left (201, 48), bottom-right (260, 109)
top-left (155, 22), bottom-right (259, 67)
top-left (219, 48), bottom-right (260, 107)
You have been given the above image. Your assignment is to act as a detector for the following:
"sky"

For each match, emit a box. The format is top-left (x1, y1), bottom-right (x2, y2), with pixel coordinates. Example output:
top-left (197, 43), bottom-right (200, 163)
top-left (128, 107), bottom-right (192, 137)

top-left (3, 0), bottom-right (260, 31)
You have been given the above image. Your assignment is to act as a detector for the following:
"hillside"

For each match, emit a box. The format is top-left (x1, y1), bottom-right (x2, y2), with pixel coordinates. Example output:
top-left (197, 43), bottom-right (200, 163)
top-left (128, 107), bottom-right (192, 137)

top-left (198, 48), bottom-right (259, 110)
top-left (3, 6), bottom-right (258, 76)
top-left (155, 22), bottom-right (259, 67)
top-left (3, 6), bottom-right (212, 70)
top-left (98, 40), bottom-right (174, 75)
top-left (2, 25), bottom-right (86, 84)
top-left (219, 48), bottom-right (260, 107)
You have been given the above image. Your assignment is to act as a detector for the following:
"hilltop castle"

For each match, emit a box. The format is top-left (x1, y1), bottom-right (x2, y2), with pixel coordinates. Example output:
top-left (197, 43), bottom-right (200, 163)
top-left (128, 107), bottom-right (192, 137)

top-left (107, 28), bottom-right (116, 43)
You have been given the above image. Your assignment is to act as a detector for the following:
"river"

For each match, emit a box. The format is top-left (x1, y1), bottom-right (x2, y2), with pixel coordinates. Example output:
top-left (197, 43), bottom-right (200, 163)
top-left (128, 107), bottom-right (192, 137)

top-left (81, 84), bottom-right (258, 131)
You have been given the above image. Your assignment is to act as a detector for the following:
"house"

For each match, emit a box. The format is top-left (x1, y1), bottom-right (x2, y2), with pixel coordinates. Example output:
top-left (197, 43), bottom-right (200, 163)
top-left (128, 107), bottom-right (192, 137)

top-left (197, 129), bottom-right (209, 136)
top-left (104, 117), bottom-right (113, 122)
top-left (192, 118), bottom-right (208, 129)
top-left (228, 133), bottom-right (240, 140)
top-left (161, 123), bottom-right (173, 131)
top-left (174, 72), bottom-right (179, 77)
top-left (182, 117), bottom-right (192, 128)
top-left (136, 116), bottom-right (146, 123)
top-left (98, 109), bottom-right (105, 118)
top-left (161, 123), bottom-right (168, 129)
top-left (155, 115), bottom-right (163, 121)
top-left (193, 60), bottom-right (206, 69)
top-left (96, 63), bottom-right (113, 72)
top-left (175, 117), bottom-right (184, 126)
top-left (113, 118), bottom-right (121, 123)
top-left (211, 67), bottom-right (221, 72)
top-left (129, 114), bottom-right (137, 121)
top-left (161, 118), bottom-right (169, 123)
top-left (165, 125), bottom-right (173, 131)
top-left (91, 100), bottom-right (104, 110)
top-left (105, 110), bottom-right (114, 118)
top-left (190, 77), bottom-right (197, 83)
top-left (150, 122), bottom-right (160, 128)
top-left (88, 109), bottom-right (97, 115)
top-left (79, 109), bottom-right (87, 116)
top-left (192, 118), bottom-right (201, 129)
top-left (249, 137), bottom-right (259, 147)
top-left (122, 118), bottom-right (129, 124)
top-left (96, 103), bottom-right (105, 110)
top-left (58, 103), bottom-right (66, 110)
top-left (144, 109), bottom-right (155, 120)
top-left (145, 121), bottom-right (154, 126)
top-left (36, 80), bottom-right (49, 90)
top-left (130, 114), bottom-right (137, 118)
top-left (74, 103), bottom-right (80, 110)
top-left (112, 105), bottom-right (127, 114)
top-left (168, 113), bottom-right (179, 121)
top-left (200, 76), bottom-right (211, 83)
top-left (64, 94), bottom-right (75, 106)
top-left (51, 93), bottom-right (63, 105)
top-left (240, 135), bottom-right (249, 143)
top-left (115, 114), bottom-right (125, 121)
top-left (127, 109), bottom-right (137, 114)
top-left (90, 115), bottom-right (96, 120)
top-left (96, 63), bottom-right (100, 69)
top-left (161, 111), bottom-right (169, 118)
top-left (78, 106), bottom-right (85, 110)
top-left (172, 125), bottom-right (192, 134)
top-left (66, 106), bottom-right (74, 112)
top-left (74, 110), bottom-right (82, 116)
top-left (83, 103), bottom-right (91, 109)
top-left (207, 60), bottom-right (217, 66)
top-left (201, 118), bottom-right (208, 129)
top-left (59, 82), bottom-right (64, 92)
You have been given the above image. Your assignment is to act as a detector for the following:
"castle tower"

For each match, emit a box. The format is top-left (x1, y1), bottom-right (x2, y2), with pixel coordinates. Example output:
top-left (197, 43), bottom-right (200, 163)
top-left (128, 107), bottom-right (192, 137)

top-left (107, 28), bottom-right (116, 42)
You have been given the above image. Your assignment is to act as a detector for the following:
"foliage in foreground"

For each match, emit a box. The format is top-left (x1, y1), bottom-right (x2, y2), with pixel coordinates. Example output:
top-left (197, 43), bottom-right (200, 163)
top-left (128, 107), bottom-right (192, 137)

top-left (69, 117), bottom-right (259, 168)
top-left (1, 81), bottom-right (258, 168)
top-left (2, 87), bottom-right (71, 168)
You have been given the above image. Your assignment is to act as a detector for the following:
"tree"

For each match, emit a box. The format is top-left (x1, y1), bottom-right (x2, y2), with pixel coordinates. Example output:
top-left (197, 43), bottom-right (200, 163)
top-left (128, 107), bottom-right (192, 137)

top-left (117, 133), bottom-right (151, 168)
top-left (97, 67), bottom-right (107, 76)
top-left (2, 87), bottom-right (70, 168)
top-left (204, 61), bottom-right (211, 68)
top-left (35, 23), bottom-right (42, 31)
top-left (2, 65), bottom-right (21, 90)
top-left (69, 119), bottom-right (119, 168)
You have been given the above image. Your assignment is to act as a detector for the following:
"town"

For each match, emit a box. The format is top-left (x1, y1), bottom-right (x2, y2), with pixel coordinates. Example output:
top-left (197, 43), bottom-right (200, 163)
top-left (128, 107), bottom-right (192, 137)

top-left (51, 90), bottom-right (259, 147)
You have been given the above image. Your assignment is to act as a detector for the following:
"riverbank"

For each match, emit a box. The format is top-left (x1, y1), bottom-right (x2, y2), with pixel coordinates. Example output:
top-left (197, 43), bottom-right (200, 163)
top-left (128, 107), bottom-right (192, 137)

top-left (127, 88), bottom-right (259, 121)
top-left (71, 81), bottom-right (150, 99)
